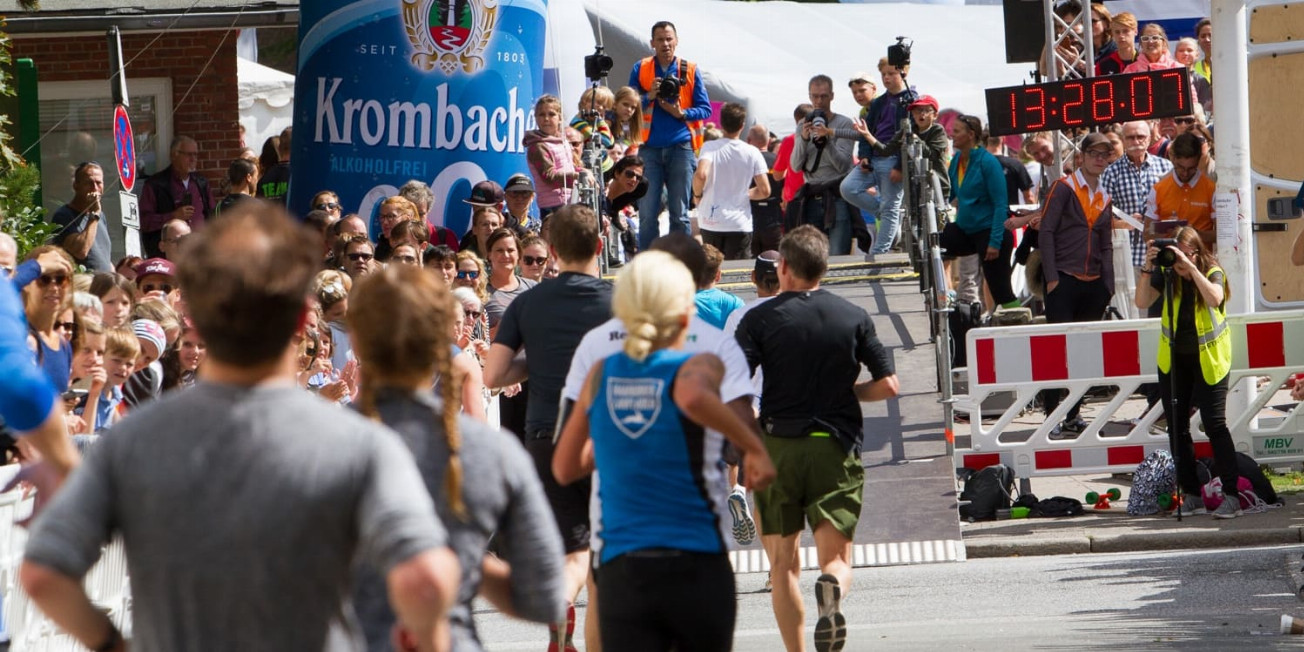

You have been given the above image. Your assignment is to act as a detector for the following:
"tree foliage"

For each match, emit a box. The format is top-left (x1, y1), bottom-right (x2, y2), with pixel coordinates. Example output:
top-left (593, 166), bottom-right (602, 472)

top-left (0, 12), bottom-right (55, 257)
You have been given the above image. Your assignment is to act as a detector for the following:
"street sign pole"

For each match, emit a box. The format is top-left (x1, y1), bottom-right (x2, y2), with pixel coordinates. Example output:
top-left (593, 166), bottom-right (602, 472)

top-left (108, 26), bottom-right (140, 256)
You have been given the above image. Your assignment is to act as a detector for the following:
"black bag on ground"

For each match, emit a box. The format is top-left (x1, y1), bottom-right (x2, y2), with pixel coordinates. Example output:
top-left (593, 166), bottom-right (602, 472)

top-left (1196, 452), bottom-right (1280, 505)
top-left (959, 464), bottom-right (1015, 521)
top-left (1031, 496), bottom-right (1084, 517)
top-left (949, 301), bottom-right (983, 368)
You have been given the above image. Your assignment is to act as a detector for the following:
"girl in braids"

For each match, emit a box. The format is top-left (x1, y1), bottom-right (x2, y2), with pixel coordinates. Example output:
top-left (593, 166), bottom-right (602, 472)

top-left (346, 264), bottom-right (566, 651)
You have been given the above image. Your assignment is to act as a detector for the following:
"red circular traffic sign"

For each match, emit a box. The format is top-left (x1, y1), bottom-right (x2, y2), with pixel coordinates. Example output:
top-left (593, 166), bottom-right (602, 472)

top-left (113, 104), bottom-right (136, 193)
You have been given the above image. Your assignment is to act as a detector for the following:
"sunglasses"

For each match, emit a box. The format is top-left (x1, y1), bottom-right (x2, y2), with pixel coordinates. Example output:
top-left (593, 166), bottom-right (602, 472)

top-left (456, 270), bottom-right (481, 280)
top-left (38, 274), bottom-right (69, 287)
top-left (54, 320), bottom-right (77, 333)
top-left (142, 283), bottom-right (175, 294)
top-left (522, 255), bottom-right (547, 266)
top-left (622, 170), bottom-right (643, 181)
top-left (464, 309), bottom-right (483, 320)
top-left (315, 202), bottom-right (340, 211)
top-left (348, 252), bottom-right (374, 262)
top-left (379, 212), bottom-right (403, 221)
top-left (1174, 117), bottom-right (1197, 125)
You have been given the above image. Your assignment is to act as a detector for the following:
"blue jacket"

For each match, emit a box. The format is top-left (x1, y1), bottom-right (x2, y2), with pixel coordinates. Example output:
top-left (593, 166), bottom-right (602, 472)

top-left (628, 57), bottom-right (712, 149)
top-left (948, 147), bottom-right (1009, 250)
top-left (2, 260), bottom-right (57, 431)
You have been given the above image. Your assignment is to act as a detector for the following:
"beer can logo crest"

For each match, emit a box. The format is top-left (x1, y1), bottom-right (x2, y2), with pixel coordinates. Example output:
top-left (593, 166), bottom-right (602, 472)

top-left (403, 0), bottom-right (498, 75)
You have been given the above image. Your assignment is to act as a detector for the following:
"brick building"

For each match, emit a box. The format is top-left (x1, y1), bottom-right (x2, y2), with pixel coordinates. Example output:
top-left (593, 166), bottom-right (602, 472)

top-left (2, 0), bottom-right (297, 258)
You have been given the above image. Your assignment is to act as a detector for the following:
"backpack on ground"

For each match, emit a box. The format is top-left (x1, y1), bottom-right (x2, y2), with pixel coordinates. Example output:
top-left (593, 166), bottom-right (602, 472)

top-left (1127, 449), bottom-right (1176, 515)
top-left (1031, 496), bottom-right (1084, 517)
top-left (959, 464), bottom-right (1015, 521)
top-left (1196, 452), bottom-right (1280, 512)
top-left (949, 301), bottom-right (983, 368)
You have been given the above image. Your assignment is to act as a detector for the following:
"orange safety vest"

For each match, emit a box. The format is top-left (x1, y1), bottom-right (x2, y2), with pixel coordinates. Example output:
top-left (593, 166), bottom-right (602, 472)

top-left (637, 56), bottom-right (705, 155)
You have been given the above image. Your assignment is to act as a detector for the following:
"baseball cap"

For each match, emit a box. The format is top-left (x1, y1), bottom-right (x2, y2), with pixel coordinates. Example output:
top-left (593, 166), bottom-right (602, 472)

top-left (907, 95), bottom-right (940, 113)
top-left (1080, 132), bottom-right (1112, 152)
top-left (504, 174), bottom-right (534, 193)
top-left (463, 180), bottom-right (504, 207)
top-left (134, 257), bottom-right (176, 281)
top-left (848, 72), bottom-right (876, 87)
top-left (754, 250), bottom-right (780, 280)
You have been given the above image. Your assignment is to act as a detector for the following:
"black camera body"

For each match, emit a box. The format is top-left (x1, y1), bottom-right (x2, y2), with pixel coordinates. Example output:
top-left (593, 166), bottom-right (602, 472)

top-left (656, 75), bottom-right (681, 102)
top-left (1153, 238), bottom-right (1180, 268)
top-left (888, 36), bottom-right (913, 69)
top-left (584, 46), bottom-right (613, 81)
top-left (807, 108), bottom-right (829, 146)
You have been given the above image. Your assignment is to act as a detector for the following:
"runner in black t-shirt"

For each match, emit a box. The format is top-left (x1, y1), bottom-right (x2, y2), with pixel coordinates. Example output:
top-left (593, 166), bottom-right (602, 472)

top-left (735, 225), bottom-right (898, 652)
top-left (484, 204), bottom-right (611, 652)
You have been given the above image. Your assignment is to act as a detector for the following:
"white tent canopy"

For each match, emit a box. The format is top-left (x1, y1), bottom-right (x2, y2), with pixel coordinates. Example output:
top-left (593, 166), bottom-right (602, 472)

top-left (238, 56), bottom-right (294, 153)
top-left (577, 0), bottom-right (1034, 135)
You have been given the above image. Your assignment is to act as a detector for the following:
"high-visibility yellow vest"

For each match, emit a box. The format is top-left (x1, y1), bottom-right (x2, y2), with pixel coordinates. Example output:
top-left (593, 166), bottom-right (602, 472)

top-left (1157, 265), bottom-right (1231, 385)
top-left (637, 56), bottom-right (705, 155)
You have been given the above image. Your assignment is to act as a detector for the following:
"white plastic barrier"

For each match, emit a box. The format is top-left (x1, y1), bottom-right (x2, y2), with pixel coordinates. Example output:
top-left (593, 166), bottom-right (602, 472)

top-left (0, 471), bottom-right (133, 651)
top-left (954, 311), bottom-right (1304, 479)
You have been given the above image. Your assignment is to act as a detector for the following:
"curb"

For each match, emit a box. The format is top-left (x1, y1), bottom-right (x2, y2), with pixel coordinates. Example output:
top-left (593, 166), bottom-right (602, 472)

top-left (966, 526), bottom-right (1304, 558)
top-left (1286, 552), bottom-right (1304, 601)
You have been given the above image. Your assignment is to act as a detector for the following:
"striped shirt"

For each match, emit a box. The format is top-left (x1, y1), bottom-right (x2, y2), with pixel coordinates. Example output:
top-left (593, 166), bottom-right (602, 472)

top-left (1100, 153), bottom-right (1173, 268)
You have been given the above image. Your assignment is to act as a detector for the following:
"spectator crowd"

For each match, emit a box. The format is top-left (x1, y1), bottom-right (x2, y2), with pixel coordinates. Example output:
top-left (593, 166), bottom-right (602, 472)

top-left (0, 6), bottom-right (1273, 652)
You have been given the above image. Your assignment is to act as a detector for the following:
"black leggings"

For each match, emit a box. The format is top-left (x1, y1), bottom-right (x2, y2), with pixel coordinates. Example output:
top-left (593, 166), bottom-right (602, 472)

top-left (940, 222), bottom-right (1016, 306)
top-left (1159, 351), bottom-right (1237, 497)
top-left (598, 550), bottom-right (735, 652)
top-left (1041, 274), bottom-right (1112, 421)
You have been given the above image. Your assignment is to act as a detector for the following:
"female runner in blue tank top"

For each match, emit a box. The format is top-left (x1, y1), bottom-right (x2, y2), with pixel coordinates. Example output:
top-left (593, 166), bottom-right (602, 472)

top-left (554, 250), bottom-right (776, 652)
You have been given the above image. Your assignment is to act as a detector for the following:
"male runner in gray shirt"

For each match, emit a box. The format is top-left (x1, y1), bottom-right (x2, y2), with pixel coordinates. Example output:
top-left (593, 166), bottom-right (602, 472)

top-left (21, 206), bottom-right (460, 652)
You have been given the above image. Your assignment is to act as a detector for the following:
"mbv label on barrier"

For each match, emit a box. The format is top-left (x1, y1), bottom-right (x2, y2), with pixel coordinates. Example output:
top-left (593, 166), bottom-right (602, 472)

top-left (291, 0), bottom-right (546, 235)
top-left (1253, 435), bottom-right (1304, 458)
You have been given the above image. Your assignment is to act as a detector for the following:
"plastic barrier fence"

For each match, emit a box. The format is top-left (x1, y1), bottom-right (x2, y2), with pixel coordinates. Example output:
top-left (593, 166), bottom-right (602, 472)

top-left (954, 311), bottom-right (1304, 480)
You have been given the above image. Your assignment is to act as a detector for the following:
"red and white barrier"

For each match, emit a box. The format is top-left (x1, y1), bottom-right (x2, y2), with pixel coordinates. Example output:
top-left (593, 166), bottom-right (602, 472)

top-left (954, 311), bottom-right (1304, 479)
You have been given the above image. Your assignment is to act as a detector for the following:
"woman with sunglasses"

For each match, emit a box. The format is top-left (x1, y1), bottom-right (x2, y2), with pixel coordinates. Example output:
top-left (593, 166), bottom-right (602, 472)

top-left (519, 235), bottom-right (550, 283)
top-left (22, 246), bottom-right (76, 393)
top-left (454, 251), bottom-right (489, 306)
top-left (311, 190), bottom-right (343, 219)
top-left (1124, 24), bottom-right (1181, 73)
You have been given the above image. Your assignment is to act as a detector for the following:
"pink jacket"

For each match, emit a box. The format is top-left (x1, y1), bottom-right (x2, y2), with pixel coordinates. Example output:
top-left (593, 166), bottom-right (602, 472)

top-left (1123, 51), bottom-right (1181, 74)
top-left (523, 130), bottom-right (579, 209)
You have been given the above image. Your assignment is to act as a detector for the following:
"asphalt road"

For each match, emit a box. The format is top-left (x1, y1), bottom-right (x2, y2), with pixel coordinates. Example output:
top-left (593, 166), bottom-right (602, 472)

top-left (475, 545), bottom-right (1304, 650)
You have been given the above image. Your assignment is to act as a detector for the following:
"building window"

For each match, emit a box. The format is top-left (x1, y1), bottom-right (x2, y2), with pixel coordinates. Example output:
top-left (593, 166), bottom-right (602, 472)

top-left (36, 78), bottom-right (172, 261)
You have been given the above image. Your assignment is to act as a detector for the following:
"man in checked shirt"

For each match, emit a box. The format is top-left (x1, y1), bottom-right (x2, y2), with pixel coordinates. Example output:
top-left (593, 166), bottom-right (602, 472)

top-left (1100, 120), bottom-right (1173, 315)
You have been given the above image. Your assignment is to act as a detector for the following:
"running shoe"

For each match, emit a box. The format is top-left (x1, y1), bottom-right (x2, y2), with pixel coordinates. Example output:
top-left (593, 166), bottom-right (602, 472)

top-left (728, 488), bottom-right (757, 546)
top-left (814, 573), bottom-right (847, 652)
top-left (1048, 417), bottom-right (1089, 441)
top-left (1211, 497), bottom-right (1242, 519)
top-left (547, 603), bottom-right (577, 652)
top-left (1171, 493), bottom-right (1206, 516)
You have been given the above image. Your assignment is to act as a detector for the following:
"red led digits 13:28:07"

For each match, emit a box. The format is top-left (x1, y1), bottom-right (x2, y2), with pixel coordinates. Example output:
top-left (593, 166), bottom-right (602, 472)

top-left (985, 69), bottom-right (1191, 137)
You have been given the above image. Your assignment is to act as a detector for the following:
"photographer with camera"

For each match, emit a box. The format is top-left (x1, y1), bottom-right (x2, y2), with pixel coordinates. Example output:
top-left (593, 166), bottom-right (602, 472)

top-left (788, 75), bottom-right (857, 255)
top-left (629, 21), bottom-right (712, 252)
top-left (1134, 226), bottom-right (1242, 518)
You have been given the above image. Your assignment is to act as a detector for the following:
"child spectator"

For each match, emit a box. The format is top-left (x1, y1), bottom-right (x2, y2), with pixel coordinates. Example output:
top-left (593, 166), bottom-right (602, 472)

top-left (524, 95), bottom-right (583, 217)
top-left (610, 86), bottom-right (644, 158)
top-left (570, 86), bottom-right (615, 176)
top-left (68, 320), bottom-right (106, 434)
top-left (98, 326), bottom-right (141, 431)
top-left (693, 243), bottom-right (745, 329)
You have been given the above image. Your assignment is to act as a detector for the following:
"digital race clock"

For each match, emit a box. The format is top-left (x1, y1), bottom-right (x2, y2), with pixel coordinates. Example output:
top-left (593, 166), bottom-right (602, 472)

top-left (985, 68), bottom-right (1194, 137)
